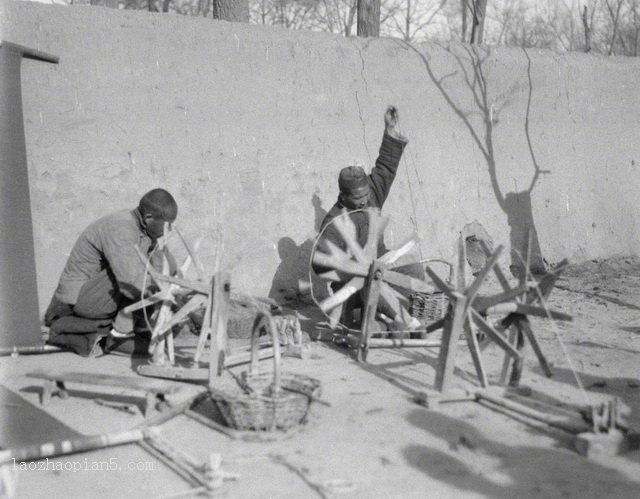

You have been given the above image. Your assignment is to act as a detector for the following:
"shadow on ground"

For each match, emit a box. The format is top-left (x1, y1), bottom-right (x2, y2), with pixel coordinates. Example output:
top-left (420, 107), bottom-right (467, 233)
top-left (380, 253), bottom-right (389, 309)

top-left (403, 408), bottom-right (640, 498)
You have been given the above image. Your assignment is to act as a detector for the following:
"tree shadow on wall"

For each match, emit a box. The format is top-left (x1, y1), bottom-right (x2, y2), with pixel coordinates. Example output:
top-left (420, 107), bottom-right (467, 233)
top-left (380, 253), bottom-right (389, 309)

top-left (268, 193), bottom-right (328, 307)
top-left (402, 408), bottom-right (640, 497)
top-left (399, 41), bottom-right (550, 276)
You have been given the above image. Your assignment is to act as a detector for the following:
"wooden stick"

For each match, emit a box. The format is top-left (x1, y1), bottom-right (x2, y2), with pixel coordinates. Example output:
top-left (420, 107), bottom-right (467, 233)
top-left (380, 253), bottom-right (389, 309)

top-left (0, 345), bottom-right (64, 356)
top-left (475, 390), bottom-right (589, 434)
top-left (184, 409), bottom-right (237, 439)
top-left (0, 428), bottom-right (157, 464)
top-left (366, 337), bottom-right (445, 348)
top-left (138, 440), bottom-right (201, 488)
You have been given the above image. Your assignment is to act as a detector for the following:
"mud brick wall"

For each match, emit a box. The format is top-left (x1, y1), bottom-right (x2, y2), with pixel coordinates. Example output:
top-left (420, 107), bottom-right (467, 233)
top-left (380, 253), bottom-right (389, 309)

top-left (3, 1), bottom-right (639, 312)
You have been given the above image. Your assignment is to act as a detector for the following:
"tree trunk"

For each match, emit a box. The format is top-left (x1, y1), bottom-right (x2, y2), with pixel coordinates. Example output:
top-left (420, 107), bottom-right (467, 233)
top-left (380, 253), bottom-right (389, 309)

top-left (582, 6), bottom-right (592, 52)
top-left (212, 0), bottom-right (249, 22)
top-left (90, 0), bottom-right (119, 8)
top-left (357, 0), bottom-right (381, 37)
top-left (470, 0), bottom-right (487, 44)
top-left (461, 0), bottom-right (468, 42)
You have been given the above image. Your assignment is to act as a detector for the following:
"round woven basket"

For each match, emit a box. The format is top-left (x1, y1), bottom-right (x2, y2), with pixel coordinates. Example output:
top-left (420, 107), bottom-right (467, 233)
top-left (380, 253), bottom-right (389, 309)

top-left (410, 258), bottom-right (454, 322)
top-left (212, 312), bottom-right (320, 431)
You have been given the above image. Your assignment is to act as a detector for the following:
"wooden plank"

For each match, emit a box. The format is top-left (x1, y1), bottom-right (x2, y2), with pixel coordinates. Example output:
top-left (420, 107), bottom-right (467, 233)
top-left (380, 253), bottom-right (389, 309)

top-left (27, 371), bottom-right (183, 393)
top-left (209, 272), bottom-right (231, 385)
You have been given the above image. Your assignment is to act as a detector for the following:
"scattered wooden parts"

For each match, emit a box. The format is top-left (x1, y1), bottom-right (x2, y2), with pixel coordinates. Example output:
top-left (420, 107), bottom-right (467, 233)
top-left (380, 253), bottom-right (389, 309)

top-left (27, 371), bottom-right (183, 417)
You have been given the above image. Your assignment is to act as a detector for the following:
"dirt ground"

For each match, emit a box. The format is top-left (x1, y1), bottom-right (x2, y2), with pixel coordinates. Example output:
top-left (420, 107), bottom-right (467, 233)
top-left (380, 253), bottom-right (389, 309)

top-left (0, 256), bottom-right (639, 498)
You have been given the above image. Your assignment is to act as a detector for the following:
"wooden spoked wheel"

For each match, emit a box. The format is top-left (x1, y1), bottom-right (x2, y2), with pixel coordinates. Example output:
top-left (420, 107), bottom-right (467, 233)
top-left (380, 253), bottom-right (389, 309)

top-left (310, 208), bottom-right (436, 360)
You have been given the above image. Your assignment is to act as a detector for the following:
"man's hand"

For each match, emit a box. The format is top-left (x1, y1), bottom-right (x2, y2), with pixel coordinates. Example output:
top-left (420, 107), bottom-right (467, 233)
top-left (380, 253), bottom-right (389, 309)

top-left (384, 105), bottom-right (407, 142)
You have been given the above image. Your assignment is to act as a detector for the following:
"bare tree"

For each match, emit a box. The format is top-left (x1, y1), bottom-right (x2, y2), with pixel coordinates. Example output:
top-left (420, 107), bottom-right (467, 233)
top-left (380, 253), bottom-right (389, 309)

top-left (383, 0), bottom-right (447, 42)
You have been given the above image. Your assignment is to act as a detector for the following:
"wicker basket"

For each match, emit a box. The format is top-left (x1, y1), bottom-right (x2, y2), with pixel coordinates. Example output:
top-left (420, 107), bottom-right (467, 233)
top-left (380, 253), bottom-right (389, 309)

top-left (410, 259), bottom-right (454, 322)
top-left (212, 312), bottom-right (320, 431)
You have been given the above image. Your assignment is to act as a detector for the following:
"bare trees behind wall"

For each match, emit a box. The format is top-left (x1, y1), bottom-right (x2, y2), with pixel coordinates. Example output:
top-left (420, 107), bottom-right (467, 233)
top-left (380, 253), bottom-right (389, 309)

top-left (87, 0), bottom-right (640, 56)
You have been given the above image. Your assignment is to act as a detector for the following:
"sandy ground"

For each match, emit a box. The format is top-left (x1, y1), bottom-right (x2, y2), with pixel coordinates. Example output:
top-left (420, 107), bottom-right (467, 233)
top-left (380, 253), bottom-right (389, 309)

top-left (0, 256), bottom-right (639, 498)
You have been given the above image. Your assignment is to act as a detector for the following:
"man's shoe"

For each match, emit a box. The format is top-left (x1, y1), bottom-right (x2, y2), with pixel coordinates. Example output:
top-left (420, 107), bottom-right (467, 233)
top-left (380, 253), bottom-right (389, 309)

top-left (109, 328), bottom-right (135, 339)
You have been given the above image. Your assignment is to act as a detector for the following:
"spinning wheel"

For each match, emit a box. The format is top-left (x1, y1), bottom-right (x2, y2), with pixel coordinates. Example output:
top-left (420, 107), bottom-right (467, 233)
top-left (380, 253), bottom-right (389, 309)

top-left (310, 208), bottom-right (437, 361)
top-left (426, 236), bottom-right (573, 394)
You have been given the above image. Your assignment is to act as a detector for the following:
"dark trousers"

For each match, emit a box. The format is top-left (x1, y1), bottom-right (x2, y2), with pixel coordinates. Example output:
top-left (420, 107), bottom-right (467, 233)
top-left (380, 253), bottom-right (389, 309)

top-left (44, 269), bottom-right (134, 356)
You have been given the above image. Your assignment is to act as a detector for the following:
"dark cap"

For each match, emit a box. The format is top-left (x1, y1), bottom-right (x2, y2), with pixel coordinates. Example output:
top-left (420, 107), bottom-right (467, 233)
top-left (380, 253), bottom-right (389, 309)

top-left (338, 166), bottom-right (368, 193)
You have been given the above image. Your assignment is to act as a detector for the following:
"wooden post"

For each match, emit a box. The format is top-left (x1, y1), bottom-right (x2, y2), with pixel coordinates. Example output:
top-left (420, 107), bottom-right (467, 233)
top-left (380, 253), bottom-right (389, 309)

top-left (209, 272), bottom-right (230, 386)
top-left (357, 261), bottom-right (383, 362)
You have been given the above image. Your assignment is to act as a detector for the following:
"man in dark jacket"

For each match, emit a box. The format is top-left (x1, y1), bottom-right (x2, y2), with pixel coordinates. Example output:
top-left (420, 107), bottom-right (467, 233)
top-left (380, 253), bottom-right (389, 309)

top-left (318, 106), bottom-right (419, 329)
top-left (44, 188), bottom-right (178, 356)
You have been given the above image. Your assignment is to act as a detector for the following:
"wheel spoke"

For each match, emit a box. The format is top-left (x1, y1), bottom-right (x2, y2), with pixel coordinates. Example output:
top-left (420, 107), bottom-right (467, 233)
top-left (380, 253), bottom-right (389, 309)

top-left (318, 277), bottom-right (364, 312)
top-left (379, 282), bottom-right (412, 324)
top-left (364, 210), bottom-right (388, 259)
top-left (382, 237), bottom-right (418, 266)
top-left (333, 215), bottom-right (368, 263)
top-left (151, 294), bottom-right (208, 345)
top-left (312, 251), bottom-right (369, 276)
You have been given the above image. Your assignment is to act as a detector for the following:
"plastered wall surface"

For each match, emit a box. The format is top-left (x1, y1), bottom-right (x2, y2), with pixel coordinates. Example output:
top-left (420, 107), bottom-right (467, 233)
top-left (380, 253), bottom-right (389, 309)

top-left (2, 1), bottom-right (639, 312)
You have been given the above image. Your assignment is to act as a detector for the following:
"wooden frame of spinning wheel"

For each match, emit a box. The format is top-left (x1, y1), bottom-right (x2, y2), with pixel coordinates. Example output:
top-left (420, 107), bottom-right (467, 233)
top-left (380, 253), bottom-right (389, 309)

top-left (311, 208), bottom-right (446, 361)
